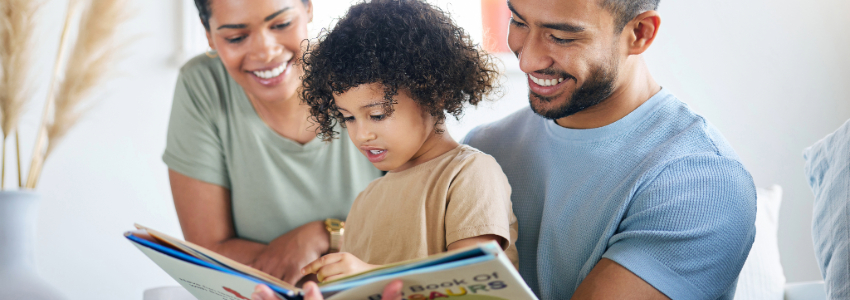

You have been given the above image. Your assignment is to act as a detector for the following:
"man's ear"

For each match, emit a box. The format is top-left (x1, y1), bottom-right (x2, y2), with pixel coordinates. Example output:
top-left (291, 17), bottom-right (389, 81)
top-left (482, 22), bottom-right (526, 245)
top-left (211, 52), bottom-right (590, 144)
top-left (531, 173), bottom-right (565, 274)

top-left (625, 10), bottom-right (661, 55)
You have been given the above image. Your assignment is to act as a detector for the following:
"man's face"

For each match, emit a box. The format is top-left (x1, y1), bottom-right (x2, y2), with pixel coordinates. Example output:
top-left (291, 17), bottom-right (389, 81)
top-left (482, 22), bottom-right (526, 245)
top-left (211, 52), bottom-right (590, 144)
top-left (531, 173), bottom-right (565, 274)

top-left (507, 0), bottom-right (622, 120)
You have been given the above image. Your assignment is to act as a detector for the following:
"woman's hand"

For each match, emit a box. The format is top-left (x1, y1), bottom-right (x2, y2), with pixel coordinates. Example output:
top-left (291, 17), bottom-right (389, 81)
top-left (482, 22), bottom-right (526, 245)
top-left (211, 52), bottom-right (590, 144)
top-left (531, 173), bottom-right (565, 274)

top-left (251, 280), bottom-right (404, 300)
top-left (251, 221), bottom-right (330, 284)
top-left (301, 252), bottom-right (379, 283)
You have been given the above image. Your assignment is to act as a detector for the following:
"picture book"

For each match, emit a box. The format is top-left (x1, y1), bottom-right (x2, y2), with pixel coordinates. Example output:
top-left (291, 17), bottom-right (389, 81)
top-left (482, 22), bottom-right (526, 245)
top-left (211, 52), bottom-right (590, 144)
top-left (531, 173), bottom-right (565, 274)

top-left (126, 224), bottom-right (538, 300)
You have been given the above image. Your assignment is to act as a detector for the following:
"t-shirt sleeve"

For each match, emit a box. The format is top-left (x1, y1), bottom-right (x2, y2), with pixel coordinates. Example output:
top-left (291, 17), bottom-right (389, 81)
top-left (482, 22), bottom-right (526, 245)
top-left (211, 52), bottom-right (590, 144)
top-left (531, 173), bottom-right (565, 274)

top-left (601, 154), bottom-right (757, 299)
top-left (162, 70), bottom-right (230, 188)
top-left (445, 152), bottom-right (517, 250)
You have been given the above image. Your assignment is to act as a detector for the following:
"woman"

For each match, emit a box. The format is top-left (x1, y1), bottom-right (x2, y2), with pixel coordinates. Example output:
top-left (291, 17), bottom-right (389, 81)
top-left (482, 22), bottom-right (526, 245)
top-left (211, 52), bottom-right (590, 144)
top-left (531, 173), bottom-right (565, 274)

top-left (163, 0), bottom-right (381, 284)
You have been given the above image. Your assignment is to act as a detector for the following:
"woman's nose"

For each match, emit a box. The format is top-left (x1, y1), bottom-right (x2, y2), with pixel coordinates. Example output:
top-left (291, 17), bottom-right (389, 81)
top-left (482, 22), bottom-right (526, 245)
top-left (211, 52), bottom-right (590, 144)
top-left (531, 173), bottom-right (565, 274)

top-left (248, 31), bottom-right (283, 62)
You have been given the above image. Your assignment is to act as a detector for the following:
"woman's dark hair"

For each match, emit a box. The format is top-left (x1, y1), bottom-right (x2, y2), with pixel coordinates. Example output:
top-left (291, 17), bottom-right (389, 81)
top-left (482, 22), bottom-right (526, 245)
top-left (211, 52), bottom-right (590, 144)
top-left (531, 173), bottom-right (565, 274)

top-left (194, 0), bottom-right (310, 31)
top-left (302, 0), bottom-right (500, 142)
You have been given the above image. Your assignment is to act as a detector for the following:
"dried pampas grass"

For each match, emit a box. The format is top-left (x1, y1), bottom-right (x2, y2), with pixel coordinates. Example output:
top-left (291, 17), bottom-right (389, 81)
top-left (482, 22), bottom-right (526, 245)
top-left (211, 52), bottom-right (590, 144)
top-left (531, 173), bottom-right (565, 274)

top-left (25, 0), bottom-right (131, 188)
top-left (0, 0), bottom-right (40, 189)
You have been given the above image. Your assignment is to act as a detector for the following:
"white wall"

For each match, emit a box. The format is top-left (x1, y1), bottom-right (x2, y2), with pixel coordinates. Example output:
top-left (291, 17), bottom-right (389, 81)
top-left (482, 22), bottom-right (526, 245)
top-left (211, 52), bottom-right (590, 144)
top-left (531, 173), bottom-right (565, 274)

top-left (15, 0), bottom-right (847, 299)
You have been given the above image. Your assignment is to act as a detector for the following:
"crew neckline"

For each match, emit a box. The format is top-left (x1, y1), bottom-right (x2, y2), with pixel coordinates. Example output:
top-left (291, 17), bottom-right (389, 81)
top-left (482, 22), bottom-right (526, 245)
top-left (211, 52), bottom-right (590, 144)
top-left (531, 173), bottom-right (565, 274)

top-left (228, 74), bottom-right (325, 152)
top-left (384, 144), bottom-right (467, 176)
top-left (544, 88), bottom-right (672, 142)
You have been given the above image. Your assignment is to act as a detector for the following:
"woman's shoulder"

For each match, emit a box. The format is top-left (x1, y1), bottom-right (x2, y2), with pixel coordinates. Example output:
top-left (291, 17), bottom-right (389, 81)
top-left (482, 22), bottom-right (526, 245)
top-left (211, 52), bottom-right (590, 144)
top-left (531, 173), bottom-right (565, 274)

top-left (179, 53), bottom-right (230, 80)
top-left (173, 54), bottom-right (239, 117)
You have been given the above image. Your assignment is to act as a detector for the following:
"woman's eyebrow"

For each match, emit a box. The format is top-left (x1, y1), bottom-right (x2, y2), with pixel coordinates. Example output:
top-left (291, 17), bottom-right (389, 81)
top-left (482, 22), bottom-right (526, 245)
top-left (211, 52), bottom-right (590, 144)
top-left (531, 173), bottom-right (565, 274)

top-left (216, 7), bottom-right (292, 30)
top-left (264, 7), bottom-right (291, 22)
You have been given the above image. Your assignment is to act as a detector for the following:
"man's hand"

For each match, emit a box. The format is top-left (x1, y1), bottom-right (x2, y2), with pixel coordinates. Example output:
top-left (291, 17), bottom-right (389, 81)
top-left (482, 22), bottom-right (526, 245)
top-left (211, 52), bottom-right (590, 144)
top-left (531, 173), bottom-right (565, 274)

top-left (301, 252), bottom-right (379, 282)
top-left (251, 221), bottom-right (330, 284)
top-left (251, 280), bottom-right (404, 300)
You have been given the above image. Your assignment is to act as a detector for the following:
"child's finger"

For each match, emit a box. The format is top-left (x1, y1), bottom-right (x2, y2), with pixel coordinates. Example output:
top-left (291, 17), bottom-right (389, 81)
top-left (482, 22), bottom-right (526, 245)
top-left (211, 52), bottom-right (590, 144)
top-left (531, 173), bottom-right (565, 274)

top-left (301, 253), bottom-right (344, 275)
top-left (314, 258), bottom-right (356, 282)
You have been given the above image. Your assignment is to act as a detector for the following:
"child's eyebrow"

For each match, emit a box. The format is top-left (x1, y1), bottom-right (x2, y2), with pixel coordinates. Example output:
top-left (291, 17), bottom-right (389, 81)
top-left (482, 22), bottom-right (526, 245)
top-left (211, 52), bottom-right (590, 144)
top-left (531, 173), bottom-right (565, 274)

top-left (361, 101), bottom-right (385, 109)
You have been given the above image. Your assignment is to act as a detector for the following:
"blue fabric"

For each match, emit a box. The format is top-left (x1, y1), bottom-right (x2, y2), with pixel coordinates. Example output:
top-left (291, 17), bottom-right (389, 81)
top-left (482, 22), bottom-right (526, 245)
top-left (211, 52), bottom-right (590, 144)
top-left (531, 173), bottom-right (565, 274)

top-left (804, 119), bottom-right (850, 300)
top-left (463, 89), bottom-right (756, 300)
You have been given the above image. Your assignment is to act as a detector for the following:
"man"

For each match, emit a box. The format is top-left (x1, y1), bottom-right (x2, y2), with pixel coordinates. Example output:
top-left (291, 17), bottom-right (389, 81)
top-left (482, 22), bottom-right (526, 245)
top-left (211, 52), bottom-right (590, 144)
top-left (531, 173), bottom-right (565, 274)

top-left (255, 0), bottom-right (756, 299)
top-left (461, 0), bottom-right (755, 299)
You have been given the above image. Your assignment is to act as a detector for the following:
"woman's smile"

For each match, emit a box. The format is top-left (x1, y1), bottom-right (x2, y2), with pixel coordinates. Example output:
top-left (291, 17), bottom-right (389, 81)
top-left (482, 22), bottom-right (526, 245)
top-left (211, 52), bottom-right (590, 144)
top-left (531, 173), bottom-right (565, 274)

top-left (246, 59), bottom-right (293, 87)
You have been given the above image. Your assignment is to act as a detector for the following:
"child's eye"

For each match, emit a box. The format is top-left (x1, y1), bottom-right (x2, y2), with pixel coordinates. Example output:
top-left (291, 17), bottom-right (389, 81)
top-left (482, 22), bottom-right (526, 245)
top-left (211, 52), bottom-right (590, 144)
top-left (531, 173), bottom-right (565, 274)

top-left (370, 114), bottom-right (385, 121)
top-left (342, 116), bottom-right (355, 123)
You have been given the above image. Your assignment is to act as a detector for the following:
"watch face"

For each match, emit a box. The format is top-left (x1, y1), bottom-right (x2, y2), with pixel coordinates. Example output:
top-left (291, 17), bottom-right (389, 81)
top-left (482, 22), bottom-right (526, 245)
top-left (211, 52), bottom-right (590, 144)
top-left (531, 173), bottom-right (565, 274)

top-left (326, 218), bottom-right (344, 231)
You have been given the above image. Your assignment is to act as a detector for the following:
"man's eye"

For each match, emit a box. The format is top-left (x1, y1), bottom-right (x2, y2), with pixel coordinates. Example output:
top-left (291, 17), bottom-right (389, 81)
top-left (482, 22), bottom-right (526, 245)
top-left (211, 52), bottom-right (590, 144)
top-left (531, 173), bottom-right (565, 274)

top-left (370, 114), bottom-right (385, 121)
top-left (510, 18), bottom-right (526, 28)
top-left (551, 36), bottom-right (575, 44)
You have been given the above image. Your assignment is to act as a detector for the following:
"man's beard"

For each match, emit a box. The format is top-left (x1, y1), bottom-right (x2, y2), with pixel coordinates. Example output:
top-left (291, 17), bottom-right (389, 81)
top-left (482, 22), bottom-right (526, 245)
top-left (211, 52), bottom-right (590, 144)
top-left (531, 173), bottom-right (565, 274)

top-left (529, 58), bottom-right (618, 120)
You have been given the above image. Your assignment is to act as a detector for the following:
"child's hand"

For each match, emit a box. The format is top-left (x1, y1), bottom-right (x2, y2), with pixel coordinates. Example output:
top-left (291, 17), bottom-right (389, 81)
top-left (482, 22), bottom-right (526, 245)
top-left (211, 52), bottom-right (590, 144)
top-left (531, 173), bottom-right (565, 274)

top-left (301, 252), bottom-right (379, 282)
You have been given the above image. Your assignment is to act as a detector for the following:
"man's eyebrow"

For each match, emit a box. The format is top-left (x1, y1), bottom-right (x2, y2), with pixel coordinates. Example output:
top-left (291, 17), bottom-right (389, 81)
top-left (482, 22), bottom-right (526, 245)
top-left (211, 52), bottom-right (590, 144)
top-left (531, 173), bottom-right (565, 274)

top-left (216, 7), bottom-right (291, 30)
top-left (507, 1), bottom-right (585, 33)
top-left (507, 1), bottom-right (524, 21)
top-left (264, 7), bottom-right (291, 22)
top-left (541, 22), bottom-right (585, 33)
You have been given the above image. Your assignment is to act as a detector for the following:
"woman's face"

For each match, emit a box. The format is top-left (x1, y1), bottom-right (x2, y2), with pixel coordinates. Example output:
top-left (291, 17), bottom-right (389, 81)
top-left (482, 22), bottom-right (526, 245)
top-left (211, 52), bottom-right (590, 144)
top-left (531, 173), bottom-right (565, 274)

top-left (205, 0), bottom-right (312, 104)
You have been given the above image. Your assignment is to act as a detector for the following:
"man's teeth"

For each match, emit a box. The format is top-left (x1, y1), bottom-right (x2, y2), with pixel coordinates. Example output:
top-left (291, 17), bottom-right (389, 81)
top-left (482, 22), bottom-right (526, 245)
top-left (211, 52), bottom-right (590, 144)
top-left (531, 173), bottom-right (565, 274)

top-left (529, 74), bottom-right (564, 87)
top-left (252, 63), bottom-right (287, 79)
top-left (369, 150), bottom-right (384, 155)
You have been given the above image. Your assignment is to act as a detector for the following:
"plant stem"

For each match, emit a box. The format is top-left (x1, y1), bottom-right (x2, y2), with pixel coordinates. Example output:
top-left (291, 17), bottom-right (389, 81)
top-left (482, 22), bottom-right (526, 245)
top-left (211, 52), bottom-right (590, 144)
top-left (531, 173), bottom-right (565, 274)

top-left (25, 0), bottom-right (79, 189)
top-left (16, 129), bottom-right (22, 188)
top-left (2, 136), bottom-right (5, 190)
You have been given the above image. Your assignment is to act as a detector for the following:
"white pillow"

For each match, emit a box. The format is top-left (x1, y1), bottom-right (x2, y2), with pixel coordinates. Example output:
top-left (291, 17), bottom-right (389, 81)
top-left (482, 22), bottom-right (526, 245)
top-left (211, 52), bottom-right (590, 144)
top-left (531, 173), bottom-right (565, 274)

top-left (734, 185), bottom-right (786, 300)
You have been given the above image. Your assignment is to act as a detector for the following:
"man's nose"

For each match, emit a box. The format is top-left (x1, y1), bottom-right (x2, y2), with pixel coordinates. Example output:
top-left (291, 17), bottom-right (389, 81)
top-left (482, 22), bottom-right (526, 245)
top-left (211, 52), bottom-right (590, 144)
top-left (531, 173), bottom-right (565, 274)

top-left (517, 35), bottom-right (554, 75)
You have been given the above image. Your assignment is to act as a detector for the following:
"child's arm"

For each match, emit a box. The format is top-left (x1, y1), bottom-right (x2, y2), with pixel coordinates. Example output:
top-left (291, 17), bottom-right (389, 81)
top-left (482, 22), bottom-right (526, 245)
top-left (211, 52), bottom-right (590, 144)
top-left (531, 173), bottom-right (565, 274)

top-left (301, 252), bottom-right (380, 282)
top-left (447, 234), bottom-right (505, 251)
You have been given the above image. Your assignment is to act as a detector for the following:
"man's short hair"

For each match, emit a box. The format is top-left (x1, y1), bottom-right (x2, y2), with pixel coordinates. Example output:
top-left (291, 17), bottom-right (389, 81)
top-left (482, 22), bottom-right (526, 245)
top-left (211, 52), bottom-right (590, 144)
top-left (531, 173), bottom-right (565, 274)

top-left (600, 0), bottom-right (660, 32)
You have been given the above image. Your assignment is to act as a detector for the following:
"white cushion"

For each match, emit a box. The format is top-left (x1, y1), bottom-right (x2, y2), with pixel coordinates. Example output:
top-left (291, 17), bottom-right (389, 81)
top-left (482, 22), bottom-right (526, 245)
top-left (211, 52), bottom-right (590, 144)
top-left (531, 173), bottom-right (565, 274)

top-left (143, 286), bottom-right (197, 300)
top-left (734, 185), bottom-right (786, 300)
top-left (804, 118), bottom-right (850, 299)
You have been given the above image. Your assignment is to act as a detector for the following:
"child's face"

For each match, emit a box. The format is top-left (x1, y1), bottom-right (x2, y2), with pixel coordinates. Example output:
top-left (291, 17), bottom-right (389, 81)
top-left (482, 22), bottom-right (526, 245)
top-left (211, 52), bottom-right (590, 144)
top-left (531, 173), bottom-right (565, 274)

top-left (335, 83), bottom-right (437, 172)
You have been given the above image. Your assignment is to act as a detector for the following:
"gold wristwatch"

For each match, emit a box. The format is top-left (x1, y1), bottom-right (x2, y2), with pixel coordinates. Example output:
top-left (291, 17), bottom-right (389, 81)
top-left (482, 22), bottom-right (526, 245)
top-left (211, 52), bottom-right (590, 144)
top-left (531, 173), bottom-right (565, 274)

top-left (324, 218), bottom-right (344, 253)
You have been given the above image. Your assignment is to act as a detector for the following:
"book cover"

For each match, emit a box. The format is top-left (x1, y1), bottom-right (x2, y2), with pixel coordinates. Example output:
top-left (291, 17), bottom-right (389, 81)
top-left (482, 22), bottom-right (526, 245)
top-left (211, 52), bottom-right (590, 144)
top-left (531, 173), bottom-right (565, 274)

top-left (126, 224), bottom-right (537, 300)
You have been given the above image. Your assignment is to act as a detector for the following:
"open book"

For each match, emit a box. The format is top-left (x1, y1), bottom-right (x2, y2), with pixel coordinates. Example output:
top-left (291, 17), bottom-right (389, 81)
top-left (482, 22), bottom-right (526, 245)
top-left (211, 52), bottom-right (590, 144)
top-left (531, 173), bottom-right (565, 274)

top-left (126, 224), bottom-right (538, 300)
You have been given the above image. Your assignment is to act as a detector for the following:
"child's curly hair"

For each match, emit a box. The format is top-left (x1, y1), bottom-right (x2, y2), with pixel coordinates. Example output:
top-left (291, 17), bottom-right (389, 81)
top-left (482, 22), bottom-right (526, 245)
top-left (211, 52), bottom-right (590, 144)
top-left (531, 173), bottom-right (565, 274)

top-left (301, 0), bottom-right (500, 142)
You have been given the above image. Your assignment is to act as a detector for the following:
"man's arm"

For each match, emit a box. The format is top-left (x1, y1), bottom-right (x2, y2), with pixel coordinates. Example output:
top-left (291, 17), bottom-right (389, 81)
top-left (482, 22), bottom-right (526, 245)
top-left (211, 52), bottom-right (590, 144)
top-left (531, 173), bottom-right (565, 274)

top-left (572, 258), bottom-right (669, 300)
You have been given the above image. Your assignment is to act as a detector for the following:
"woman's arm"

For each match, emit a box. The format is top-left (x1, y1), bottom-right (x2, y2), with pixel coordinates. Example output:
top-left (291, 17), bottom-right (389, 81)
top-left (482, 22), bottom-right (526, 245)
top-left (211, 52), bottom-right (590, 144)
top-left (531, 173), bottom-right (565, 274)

top-left (170, 169), bottom-right (330, 283)
top-left (170, 169), bottom-right (266, 263)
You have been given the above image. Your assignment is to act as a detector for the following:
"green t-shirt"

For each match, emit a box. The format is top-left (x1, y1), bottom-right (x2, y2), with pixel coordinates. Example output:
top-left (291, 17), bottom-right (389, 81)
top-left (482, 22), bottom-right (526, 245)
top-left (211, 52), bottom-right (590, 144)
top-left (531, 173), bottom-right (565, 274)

top-left (163, 54), bottom-right (381, 243)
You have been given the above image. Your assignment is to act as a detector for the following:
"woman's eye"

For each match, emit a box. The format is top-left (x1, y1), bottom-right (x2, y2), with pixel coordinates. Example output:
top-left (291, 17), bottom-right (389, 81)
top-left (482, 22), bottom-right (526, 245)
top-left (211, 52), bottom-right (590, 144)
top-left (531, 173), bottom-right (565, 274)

top-left (342, 116), bottom-right (355, 123)
top-left (225, 36), bottom-right (246, 44)
top-left (272, 22), bottom-right (292, 30)
top-left (370, 114), bottom-right (386, 121)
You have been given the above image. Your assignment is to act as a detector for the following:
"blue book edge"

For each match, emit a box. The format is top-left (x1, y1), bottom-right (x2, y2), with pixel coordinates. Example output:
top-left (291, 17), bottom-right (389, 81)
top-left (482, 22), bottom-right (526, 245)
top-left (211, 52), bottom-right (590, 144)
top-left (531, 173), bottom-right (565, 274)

top-left (125, 232), bottom-right (297, 298)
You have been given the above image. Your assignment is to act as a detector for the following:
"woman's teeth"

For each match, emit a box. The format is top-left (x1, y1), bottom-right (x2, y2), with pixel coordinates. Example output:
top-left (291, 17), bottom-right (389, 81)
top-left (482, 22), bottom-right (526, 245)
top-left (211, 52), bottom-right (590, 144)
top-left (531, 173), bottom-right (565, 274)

top-left (529, 74), bottom-right (564, 87)
top-left (369, 150), bottom-right (385, 155)
top-left (252, 63), bottom-right (287, 79)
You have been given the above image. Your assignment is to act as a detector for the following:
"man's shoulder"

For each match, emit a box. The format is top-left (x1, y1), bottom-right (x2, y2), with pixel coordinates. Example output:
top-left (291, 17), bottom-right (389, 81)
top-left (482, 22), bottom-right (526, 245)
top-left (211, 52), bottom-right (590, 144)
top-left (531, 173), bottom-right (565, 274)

top-left (463, 107), bottom-right (540, 146)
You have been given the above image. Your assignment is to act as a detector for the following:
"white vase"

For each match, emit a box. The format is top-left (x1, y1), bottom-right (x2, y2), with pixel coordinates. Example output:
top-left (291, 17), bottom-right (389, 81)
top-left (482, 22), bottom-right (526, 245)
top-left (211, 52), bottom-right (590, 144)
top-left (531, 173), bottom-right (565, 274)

top-left (0, 191), bottom-right (67, 299)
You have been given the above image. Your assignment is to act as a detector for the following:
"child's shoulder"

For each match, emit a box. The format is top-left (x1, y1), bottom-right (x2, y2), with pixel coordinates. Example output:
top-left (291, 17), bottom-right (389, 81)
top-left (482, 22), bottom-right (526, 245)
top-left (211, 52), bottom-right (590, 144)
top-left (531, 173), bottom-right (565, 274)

top-left (450, 145), bottom-right (504, 174)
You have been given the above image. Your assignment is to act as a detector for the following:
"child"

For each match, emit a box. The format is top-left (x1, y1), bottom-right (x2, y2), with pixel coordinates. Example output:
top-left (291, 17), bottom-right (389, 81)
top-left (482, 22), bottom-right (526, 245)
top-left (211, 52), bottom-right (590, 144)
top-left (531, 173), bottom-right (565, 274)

top-left (299, 0), bottom-right (518, 283)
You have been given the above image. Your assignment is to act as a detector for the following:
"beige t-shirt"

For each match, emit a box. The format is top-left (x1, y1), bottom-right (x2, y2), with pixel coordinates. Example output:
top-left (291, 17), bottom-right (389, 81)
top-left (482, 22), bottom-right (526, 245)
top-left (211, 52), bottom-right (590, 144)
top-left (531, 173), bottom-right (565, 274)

top-left (342, 145), bottom-right (519, 268)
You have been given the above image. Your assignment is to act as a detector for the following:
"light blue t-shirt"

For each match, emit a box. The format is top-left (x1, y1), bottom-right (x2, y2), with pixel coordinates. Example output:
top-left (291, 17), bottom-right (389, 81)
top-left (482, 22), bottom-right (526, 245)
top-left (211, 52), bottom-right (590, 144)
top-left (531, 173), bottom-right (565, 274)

top-left (463, 89), bottom-right (756, 300)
